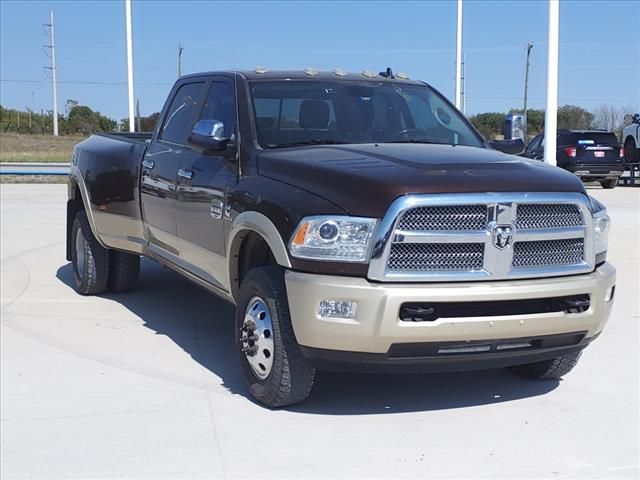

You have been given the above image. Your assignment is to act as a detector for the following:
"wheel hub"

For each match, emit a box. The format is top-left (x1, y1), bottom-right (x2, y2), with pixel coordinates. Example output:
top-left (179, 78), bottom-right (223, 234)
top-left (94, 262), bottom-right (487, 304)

top-left (240, 296), bottom-right (274, 379)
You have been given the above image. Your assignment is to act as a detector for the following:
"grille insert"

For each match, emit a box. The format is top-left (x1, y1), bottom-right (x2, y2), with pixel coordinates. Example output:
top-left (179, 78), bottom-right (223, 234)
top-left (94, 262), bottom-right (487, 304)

top-left (387, 243), bottom-right (484, 272)
top-left (513, 239), bottom-right (584, 268)
top-left (398, 205), bottom-right (487, 232)
top-left (515, 204), bottom-right (583, 229)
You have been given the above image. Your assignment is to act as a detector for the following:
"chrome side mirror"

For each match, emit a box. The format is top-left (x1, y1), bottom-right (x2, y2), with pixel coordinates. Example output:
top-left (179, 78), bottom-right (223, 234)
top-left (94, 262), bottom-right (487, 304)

top-left (188, 119), bottom-right (231, 152)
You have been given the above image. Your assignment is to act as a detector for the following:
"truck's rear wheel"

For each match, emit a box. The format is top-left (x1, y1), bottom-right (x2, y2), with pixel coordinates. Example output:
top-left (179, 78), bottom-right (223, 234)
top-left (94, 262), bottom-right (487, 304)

top-left (600, 178), bottom-right (618, 189)
top-left (624, 137), bottom-right (638, 165)
top-left (108, 251), bottom-right (140, 293)
top-left (235, 267), bottom-right (316, 407)
top-left (509, 351), bottom-right (582, 380)
top-left (71, 210), bottom-right (110, 295)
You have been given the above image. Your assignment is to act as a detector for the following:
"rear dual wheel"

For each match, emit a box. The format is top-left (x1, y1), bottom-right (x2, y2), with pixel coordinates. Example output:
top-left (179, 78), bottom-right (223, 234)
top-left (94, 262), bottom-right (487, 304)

top-left (71, 211), bottom-right (140, 295)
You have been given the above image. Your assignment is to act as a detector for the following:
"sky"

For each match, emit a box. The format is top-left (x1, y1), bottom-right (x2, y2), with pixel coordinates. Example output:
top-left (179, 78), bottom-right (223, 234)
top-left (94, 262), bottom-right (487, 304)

top-left (1, 0), bottom-right (639, 120)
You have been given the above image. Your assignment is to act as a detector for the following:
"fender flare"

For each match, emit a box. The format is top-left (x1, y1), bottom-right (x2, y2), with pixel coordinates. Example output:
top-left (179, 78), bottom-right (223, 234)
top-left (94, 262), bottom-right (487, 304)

top-left (68, 166), bottom-right (107, 249)
top-left (226, 211), bottom-right (291, 302)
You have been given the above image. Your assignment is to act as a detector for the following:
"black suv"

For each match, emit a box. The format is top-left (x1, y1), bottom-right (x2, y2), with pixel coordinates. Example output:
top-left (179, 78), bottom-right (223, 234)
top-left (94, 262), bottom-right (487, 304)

top-left (521, 129), bottom-right (624, 189)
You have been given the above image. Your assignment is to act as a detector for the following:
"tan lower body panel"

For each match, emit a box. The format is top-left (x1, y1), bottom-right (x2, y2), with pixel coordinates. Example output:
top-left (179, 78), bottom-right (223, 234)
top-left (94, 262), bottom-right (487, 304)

top-left (285, 263), bottom-right (616, 354)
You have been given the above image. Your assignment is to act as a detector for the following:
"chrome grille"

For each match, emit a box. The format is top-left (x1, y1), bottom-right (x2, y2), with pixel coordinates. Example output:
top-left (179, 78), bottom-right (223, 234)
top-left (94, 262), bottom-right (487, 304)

top-left (515, 204), bottom-right (583, 229)
top-left (513, 239), bottom-right (585, 268)
top-left (368, 193), bottom-right (595, 282)
top-left (388, 243), bottom-right (484, 272)
top-left (398, 205), bottom-right (487, 231)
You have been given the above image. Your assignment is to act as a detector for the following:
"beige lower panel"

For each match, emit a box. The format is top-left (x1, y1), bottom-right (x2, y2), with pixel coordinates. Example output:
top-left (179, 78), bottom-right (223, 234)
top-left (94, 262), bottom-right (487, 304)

top-left (285, 263), bottom-right (616, 354)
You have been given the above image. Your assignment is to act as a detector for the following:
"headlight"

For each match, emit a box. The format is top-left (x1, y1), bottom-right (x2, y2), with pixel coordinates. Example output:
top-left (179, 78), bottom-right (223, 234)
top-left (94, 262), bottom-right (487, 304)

top-left (290, 216), bottom-right (377, 262)
top-left (593, 208), bottom-right (610, 256)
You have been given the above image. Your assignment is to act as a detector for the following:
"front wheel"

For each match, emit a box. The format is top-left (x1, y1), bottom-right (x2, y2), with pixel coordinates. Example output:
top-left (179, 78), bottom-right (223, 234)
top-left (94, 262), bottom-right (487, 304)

top-left (509, 351), bottom-right (582, 380)
top-left (235, 267), bottom-right (316, 407)
top-left (600, 178), bottom-right (618, 189)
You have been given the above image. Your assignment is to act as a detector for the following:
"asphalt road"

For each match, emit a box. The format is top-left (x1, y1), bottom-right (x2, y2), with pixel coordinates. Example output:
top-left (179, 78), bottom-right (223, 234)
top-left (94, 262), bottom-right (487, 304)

top-left (1, 184), bottom-right (638, 479)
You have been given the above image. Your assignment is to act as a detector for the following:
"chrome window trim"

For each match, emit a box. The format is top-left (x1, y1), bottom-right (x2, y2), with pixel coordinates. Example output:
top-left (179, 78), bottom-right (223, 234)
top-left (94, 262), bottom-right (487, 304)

top-left (367, 192), bottom-right (594, 282)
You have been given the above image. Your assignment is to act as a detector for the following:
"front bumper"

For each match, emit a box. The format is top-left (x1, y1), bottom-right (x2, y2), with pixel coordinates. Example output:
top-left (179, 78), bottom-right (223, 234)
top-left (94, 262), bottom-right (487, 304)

top-left (285, 263), bottom-right (616, 370)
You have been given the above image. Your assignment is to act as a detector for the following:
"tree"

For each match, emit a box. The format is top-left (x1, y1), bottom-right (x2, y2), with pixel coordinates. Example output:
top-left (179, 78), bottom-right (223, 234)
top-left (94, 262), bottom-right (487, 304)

top-left (468, 112), bottom-right (504, 140)
top-left (120, 112), bottom-right (161, 133)
top-left (66, 105), bottom-right (116, 134)
top-left (557, 105), bottom-right (594, 130)
top-left (592, 104), bottom-right (636, 139)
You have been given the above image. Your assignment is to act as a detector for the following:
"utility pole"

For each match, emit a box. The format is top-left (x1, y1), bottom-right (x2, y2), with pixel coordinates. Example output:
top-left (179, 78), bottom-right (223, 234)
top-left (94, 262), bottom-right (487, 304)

top-left (461, 54), bottom-right (466, 115)
top-left (523, 42), bottom-right (533, 139)
top-left (136, 99), bottom-right (141, 132)
top-left (544, 0), bottom-right (559, 166)
top-left (178, 43), bottom-right (184, 77)
top-left (455, 0), bottom-right (463, 109)
top-left (125, 0), bottom-right (135, 133)
top-left (43, 11), bottom-right (59, 136)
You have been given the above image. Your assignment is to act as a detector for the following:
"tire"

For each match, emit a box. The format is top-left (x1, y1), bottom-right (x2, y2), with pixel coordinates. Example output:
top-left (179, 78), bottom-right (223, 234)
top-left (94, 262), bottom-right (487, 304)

top-left (509, 351), bottom-right (582, 380)
top-left (235, 267), bottom-right (316, 407)
top-left (108, 251), bottom-right (140, 293)
top-left (600, 178), bottom-right (618, 189)
top-left (71, 210), bottom-right (110, 295)
top-left (624, 137), bottom-right (638, 165)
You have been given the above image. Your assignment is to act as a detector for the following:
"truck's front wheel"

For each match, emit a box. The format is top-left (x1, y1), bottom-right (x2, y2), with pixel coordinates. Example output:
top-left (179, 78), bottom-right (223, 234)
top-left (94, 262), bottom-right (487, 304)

top-left (509, 351), bottom-right (582, 380)
top-left (71, 211), bottom-right (110, 295)
top-left (235, 267), bottom-right (316, 407)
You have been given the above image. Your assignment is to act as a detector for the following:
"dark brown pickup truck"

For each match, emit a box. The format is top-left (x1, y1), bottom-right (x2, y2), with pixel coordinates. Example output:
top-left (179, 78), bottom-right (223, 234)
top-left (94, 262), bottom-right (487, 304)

top-left (67, 69), bottom-right (616, 407)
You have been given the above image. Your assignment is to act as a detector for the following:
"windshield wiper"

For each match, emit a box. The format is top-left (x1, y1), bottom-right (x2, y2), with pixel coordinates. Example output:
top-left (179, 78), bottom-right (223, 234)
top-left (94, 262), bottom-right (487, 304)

top-left (384, 139), bottom-right (440, 144)
top-left (269, 139), bottom-right (347, 149)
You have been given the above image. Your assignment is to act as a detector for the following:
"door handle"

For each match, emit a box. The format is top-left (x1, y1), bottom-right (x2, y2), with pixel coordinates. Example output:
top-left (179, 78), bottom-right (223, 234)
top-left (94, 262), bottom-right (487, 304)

top-left (142, 159), bottom-right (155, 169)
top-left (178, 168), bottom-right (193, 180)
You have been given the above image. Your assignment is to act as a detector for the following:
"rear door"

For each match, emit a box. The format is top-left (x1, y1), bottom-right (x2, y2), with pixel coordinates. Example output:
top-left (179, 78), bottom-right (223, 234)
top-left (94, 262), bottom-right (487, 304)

top-left (570, 132), bottom-right (621, 165)
top-left (140, 80), bottom-right (206, 259)
top-left (175, 78), bottom-right (238, 290)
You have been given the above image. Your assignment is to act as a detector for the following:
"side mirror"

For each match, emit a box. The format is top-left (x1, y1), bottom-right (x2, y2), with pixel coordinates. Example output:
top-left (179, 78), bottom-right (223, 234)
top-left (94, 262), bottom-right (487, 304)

top-left (489, 138), bottom-right (525, 155)
top-left (187, 119), bottom-right (230, 152)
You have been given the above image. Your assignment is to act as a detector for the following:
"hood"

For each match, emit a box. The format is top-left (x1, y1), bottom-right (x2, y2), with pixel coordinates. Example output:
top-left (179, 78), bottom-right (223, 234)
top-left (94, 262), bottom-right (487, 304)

top-left (257, 143), bottom-right (587, 217)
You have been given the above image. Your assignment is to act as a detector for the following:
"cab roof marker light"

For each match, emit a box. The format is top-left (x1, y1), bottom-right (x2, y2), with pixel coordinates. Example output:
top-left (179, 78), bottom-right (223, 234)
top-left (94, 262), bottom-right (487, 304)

top-left (333, 68), bottom-right (348, 77)
top-left (396, 72), bottom-right (410, 80)
top-left (303, 67), bottom-right (319, 76)
top-left (361, 70), bottom-right (378, 78)
top-left (254, 66), bottom-right (269, 74)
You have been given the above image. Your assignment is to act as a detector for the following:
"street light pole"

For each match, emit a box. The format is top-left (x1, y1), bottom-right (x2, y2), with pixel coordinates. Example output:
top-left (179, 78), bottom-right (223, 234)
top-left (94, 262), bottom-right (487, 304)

top-left (455, 0), bottom-right (463, 109)
top-left (544, 0), bottom-right (559, 166)
top-left (125, 0), bottom-right (135, 132)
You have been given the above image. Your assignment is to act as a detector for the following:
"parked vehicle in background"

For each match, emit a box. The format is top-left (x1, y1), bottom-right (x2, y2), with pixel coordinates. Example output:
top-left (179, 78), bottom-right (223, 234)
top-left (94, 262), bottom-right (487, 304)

top-left (622, 113), bottom-right (640, 166)
top-left (521, 129), bottom-right (624, 189)
top-left (66, 69), bottom-right (615, 407)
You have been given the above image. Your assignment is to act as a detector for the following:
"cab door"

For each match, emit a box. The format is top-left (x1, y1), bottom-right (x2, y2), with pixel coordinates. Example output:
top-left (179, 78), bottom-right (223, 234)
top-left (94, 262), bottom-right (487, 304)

top-left (175, 79), bottom-right (238, 290)
top-left (140, 80), bottom-right (206, 260)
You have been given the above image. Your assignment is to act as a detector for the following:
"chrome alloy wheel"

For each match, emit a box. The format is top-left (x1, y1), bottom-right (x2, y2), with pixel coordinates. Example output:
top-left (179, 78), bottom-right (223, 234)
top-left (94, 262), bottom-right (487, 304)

top-left (75, 228), bottom-right (86, 279)
top-left (241, 296), bottom-right (275, 379)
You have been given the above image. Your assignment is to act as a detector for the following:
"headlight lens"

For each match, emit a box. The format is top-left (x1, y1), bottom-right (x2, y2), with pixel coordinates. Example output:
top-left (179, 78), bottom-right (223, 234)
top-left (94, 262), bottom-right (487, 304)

top-left (290, 216), bottom-right (377, 262)
top-left (593, 208), bottom-right (610, 255)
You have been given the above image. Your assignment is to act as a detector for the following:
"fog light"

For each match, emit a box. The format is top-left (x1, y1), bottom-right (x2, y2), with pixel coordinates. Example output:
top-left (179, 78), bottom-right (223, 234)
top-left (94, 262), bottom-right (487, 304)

top-left (605, 286), bottom-right (615, 303)
top-left (319, 300), bottom-right (357, 319)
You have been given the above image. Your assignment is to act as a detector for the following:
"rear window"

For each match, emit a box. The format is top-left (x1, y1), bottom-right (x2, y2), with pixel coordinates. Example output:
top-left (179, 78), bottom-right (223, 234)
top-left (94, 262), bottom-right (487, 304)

top-left (567, 132), bottom-right (619, 147)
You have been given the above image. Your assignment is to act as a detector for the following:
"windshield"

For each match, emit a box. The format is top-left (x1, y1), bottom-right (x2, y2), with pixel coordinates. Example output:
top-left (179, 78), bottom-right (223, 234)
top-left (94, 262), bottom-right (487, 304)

top-left (250, 80), bottom-right (484, 149)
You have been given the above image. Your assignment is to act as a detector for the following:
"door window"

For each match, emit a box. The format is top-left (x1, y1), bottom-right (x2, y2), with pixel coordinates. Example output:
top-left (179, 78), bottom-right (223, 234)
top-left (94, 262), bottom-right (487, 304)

top-left (159, 82), bottom-right (205, 145)
top-left (199, 82), bottom-right (237, 139)
top-left (527, 135), bottom-right (542, 152)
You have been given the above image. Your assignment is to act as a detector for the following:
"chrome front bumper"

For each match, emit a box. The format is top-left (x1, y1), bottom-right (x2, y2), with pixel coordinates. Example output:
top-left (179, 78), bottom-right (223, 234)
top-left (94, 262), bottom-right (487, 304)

top-left (285, 262), bottom-right (616, 355)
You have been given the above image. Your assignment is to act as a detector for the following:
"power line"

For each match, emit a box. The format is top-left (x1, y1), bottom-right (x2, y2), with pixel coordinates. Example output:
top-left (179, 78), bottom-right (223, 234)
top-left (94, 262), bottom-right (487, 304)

top-left (0, 79), bottom-right (171, 86)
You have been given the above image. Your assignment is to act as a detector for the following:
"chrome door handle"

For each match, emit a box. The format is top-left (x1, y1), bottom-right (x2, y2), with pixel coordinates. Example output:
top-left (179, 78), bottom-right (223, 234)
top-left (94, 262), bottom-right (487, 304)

top-left (178, 168), bottom-right (193, 180)
top-left (142, 159), bottom-right (155, 169)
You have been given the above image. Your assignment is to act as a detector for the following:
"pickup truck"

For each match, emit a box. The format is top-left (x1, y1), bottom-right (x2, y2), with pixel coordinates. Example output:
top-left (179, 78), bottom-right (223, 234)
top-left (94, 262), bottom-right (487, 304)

top-left (67, 69), bottom-right (616, 407)
top-left (622, 113), bottom-right (639, 166)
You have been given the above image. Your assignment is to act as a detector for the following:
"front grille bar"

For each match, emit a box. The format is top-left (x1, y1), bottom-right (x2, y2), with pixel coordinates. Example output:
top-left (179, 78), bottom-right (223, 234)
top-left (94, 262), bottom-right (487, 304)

top-left (367, 192), bottom-right (595, 282)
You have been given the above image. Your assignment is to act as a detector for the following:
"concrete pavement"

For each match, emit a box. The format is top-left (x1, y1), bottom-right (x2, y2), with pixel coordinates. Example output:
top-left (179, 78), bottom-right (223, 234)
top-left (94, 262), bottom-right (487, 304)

top-left (1, 184), bottom-right (638, 479)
